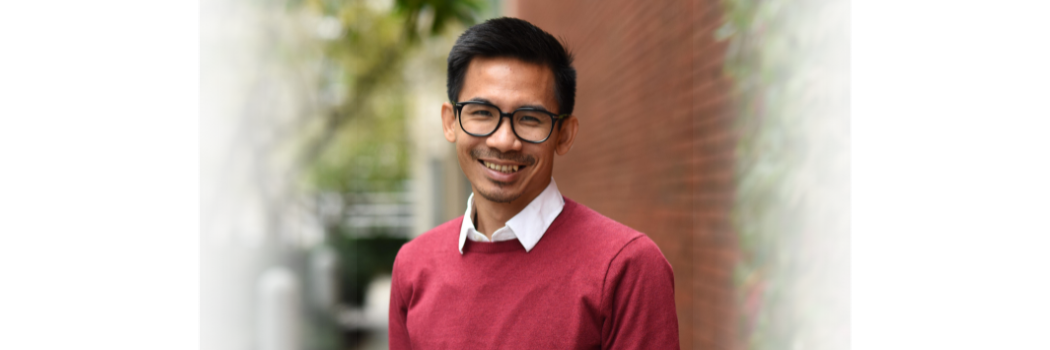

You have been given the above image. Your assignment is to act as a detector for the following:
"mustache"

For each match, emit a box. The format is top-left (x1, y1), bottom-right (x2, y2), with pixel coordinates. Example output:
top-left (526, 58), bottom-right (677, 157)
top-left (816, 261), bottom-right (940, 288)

top-left (470, 149), bottom-right (536, 166)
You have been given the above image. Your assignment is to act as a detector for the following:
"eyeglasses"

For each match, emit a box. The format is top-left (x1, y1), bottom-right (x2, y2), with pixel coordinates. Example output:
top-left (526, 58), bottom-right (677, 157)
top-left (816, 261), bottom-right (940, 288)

top-left (454, 101), bottom-right (569, 143)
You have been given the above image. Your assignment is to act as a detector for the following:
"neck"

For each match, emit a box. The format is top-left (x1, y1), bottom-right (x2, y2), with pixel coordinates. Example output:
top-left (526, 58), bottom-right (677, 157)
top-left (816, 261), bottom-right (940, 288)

top-left (472, 180), bottom-right (549, 237)
top-left (473, 196), bottom-right (526, 238)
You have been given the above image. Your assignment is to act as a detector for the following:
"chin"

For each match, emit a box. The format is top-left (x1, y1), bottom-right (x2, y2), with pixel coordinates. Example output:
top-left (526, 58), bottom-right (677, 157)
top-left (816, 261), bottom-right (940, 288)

top-left (475, 182), bottom-right (524, 204)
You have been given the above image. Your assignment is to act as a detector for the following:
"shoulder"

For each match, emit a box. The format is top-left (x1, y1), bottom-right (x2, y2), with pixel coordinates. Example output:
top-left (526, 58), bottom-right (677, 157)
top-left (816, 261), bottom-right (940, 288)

top-left (393, 216), bottom-right (461, 271)
top-left (612, 234), bottom-right (672, 273)
top-left (597, 222), bottom-right (675, 308)
top-left (555, 197), bottom-right (652, 253)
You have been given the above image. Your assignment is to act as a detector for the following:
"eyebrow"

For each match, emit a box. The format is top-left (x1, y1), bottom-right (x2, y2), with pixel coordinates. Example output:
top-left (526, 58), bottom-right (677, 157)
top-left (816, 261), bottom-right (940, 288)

top-left (466, 97), bottom-right (553, 113)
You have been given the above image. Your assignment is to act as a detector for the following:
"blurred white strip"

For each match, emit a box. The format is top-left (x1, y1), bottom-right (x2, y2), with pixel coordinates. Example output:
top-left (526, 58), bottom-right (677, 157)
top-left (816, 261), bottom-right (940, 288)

top-left (0, 1), bottom-right (198, 350)
top-left (258, 267), bottom-right (301, 350)
top-left (854, 1), bottom-right (1050, 350)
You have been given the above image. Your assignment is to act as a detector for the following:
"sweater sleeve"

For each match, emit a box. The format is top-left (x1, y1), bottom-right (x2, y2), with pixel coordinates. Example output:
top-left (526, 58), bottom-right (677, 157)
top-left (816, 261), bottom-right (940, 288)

top-left (600, 236), bottom-right (681, 350)
top-left (388, 253), bottom-right (412, 350)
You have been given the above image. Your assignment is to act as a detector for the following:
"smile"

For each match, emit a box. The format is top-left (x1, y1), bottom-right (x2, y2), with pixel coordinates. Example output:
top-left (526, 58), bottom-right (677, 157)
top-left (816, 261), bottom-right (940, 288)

top-left (481, 160), bottom-right (523, 174)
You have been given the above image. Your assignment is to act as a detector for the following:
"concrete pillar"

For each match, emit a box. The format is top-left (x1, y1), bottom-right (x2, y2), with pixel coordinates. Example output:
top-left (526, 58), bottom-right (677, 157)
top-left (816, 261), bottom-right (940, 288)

top-left (310, 246), bottom-right (340, 313)
top-left (257, 266), bottom-right (300, 350)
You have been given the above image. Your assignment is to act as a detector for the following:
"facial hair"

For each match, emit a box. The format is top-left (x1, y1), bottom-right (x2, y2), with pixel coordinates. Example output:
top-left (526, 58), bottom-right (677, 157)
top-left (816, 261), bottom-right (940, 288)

top-left (469, 148), bottom-right (537, 203)
top-left (469, 148), bottom-right (536, 166)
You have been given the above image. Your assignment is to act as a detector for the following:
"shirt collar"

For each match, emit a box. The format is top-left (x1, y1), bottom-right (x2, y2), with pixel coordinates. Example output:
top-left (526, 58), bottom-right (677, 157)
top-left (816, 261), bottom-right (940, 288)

top-left (458, 178), bottom-right (565, 254)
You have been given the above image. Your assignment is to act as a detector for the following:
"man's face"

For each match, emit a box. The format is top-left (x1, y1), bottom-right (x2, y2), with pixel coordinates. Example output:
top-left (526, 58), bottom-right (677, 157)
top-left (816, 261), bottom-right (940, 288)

top-left (441, 56), bottom-right (578, 207)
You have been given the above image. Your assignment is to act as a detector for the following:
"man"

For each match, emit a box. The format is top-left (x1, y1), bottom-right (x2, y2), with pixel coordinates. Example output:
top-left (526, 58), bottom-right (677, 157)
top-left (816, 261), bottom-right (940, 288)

top-left (389, 17), bottom-right (680, 349)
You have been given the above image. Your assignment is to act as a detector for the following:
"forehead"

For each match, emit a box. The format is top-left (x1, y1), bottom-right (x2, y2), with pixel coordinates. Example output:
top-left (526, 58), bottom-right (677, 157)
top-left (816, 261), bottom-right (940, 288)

top-left (461, 56), bottom-right (557, 111)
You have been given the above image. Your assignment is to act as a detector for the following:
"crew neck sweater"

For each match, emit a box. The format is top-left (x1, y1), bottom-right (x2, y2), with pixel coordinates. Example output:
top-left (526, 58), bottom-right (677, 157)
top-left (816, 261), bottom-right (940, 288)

top-left (389, 198), bottom-right (680, 349)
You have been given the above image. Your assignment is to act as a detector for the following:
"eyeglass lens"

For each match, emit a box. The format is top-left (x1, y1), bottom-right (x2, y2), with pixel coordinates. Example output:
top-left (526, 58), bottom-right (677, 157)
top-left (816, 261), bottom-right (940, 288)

top-left (460, 104), bottom-right (553, 142)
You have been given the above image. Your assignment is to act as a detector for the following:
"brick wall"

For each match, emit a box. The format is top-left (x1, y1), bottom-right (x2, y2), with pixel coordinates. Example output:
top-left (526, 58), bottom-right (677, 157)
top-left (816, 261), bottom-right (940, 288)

top-left (512, 1), bottom-right (738, 349)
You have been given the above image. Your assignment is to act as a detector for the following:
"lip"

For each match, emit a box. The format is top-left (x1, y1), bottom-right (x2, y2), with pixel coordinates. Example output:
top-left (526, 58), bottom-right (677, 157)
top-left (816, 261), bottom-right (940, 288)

top-left (477, 159), bottom-right (526, 183)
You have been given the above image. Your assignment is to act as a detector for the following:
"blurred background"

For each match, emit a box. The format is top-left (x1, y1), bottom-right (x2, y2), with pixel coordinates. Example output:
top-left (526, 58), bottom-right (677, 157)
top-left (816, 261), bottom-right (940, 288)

top-left (200, 0), bottom-right (849, 349)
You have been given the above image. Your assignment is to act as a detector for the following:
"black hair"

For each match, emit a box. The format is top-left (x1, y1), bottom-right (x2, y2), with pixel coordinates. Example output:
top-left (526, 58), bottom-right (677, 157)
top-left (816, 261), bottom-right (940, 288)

top-left (447, 17), bottom-right (576, 115)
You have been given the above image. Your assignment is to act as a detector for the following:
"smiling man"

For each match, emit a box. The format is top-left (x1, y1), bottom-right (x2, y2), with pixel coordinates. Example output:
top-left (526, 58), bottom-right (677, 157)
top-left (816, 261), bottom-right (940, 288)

top-left (389, 17), bottom-right (680, 350)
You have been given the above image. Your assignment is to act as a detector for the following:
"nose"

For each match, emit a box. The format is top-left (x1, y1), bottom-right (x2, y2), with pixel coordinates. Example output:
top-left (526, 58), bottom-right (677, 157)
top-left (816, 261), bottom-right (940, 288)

top-left (485, 116), bottom-right (523, 152)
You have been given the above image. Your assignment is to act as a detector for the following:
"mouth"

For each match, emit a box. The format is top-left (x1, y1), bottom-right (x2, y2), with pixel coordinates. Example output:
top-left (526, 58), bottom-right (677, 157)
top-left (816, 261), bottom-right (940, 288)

top-left (479, 160), bottom-right (526, 174)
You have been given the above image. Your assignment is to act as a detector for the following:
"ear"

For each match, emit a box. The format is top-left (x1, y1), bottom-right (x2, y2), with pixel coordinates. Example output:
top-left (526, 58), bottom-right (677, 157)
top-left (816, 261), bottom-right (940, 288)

top-left (441, 102), bottom-right (457, 143)
top-left (554, 115), bottom-right (579, 156)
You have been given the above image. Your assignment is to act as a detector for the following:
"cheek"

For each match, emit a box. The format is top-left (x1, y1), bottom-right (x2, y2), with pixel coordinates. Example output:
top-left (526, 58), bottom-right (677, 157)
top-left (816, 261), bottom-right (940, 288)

top-left (456, 139), bottom-right (480, 163)
top-left (455, 137), bottom-right (471, 151)
top-left (528, 147), bottom-right (557, 168)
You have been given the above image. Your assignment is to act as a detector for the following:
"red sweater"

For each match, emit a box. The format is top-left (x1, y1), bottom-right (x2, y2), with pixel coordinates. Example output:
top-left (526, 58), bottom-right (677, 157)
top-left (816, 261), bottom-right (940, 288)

top-left (389, 198), bottom-right (680, 349)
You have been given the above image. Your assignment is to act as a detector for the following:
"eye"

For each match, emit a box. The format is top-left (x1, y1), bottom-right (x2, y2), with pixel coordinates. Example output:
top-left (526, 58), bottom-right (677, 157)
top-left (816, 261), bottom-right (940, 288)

top-left (515, 112), bottom-right (546, 127)
top-left (519, 116), bottom-right (541, 123)
top-left (462, 104), bottom-right (497, 118)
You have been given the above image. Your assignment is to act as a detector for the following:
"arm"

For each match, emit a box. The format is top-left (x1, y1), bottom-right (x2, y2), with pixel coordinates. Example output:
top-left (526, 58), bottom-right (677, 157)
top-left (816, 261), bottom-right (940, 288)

top-left (600, 236), bottom-right (681, 350)
top-left (388, 254), bottom-right (412, 350)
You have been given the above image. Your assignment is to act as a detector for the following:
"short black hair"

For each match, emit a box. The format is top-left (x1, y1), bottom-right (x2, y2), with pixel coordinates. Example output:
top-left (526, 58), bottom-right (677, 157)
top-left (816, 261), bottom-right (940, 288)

top-left (447, 17), bottom-right (576, 115)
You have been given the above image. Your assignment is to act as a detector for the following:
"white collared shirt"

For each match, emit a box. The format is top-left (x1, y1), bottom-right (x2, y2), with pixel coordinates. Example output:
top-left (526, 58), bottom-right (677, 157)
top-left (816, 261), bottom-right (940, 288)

top-left (458, 178), bottom-right (565, 254)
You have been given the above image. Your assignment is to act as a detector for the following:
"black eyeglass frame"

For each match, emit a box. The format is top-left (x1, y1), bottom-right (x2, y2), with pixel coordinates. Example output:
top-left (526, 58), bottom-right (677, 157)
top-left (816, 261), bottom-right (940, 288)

top-left (454, 101), bottom-right (570, 144)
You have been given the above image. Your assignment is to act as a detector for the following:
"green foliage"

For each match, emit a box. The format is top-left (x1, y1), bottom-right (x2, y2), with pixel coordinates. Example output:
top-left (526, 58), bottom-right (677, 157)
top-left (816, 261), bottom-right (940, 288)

top-left (395, 0), bottom-right (485, 41)
top-left (276, 0), bottom-right (484, 194)
top-left (246, 2), bottom-right (485, 348)
top-left (330, 233), bottom-right (409, 305)
top-left (282, 0), bottom-right (484, 306)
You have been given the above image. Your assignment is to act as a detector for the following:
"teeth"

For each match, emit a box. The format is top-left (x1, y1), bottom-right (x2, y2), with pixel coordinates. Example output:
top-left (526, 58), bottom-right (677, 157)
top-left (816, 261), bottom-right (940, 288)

top-left (483, 161), bottom-right (520, 173)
